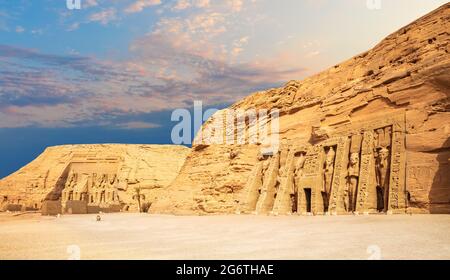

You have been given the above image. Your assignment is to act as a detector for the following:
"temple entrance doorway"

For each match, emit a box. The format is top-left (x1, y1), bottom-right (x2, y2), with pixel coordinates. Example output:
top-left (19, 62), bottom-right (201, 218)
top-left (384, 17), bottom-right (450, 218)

top-left (304, 188), bottom-right (312, 213)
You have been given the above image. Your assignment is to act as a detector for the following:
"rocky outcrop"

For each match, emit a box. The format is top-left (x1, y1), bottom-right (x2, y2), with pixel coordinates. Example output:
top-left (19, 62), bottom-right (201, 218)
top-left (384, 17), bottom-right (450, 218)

top-left (0, 144), bottom-right (190, 213)
top-left (152, 4), bottom-right (450, 215)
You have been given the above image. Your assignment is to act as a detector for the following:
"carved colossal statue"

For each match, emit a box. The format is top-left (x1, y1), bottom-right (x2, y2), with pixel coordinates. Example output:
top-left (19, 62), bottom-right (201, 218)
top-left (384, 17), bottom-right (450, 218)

top-left (345, 152), bottom-right (360, 212)
top-left (375, 147), bottom-right (390, 212)
top-left (322, 147), bottom-right (336, 212)
top-left (65, 172), bottom-right (77, 189)
top-left (62, 172), bottom-right (77, 201)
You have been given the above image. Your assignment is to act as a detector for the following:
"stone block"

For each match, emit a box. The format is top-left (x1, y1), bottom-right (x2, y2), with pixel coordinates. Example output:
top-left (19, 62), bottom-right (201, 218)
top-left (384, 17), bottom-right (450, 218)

top-left (41, 201), bottom-right (62, 216)
top-left (65, 200), bottom-right (88, 214)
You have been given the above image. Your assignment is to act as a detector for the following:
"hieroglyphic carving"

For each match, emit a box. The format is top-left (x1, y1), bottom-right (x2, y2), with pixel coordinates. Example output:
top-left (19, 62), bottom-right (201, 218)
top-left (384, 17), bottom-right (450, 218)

top-left (303, 145), bottom-right (321, 176)
top-left (356, 130), bottom-right (375, 212)
top-left (328, 137), bottom-right (348, 213)
top-left (388, 121), bottom-right (406, 212)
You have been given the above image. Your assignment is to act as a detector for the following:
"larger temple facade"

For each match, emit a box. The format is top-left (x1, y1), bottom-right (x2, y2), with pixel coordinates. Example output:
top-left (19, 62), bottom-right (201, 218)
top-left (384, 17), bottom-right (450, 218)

top-left (0, 145), bottom-right (190, 214)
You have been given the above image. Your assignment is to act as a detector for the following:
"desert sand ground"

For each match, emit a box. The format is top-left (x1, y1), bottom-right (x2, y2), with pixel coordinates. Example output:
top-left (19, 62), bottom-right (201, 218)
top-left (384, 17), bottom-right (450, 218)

top-left (0, 213), bottom-right (449, 260)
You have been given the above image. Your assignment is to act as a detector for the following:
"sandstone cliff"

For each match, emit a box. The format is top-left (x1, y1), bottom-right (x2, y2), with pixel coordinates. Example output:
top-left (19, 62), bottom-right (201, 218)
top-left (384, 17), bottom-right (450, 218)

top-left (151, 4), bottom-right (450, 215)
top-left (0, 144), bottom-right (190, 212)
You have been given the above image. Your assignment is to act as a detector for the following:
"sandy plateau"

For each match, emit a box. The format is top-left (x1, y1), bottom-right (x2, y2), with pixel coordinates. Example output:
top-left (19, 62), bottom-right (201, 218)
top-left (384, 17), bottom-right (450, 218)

top-left (0, 213), bottom-right (449, 260)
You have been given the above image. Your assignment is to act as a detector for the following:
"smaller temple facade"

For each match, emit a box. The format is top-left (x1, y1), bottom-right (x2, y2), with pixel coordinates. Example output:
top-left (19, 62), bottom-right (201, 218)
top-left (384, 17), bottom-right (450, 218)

top-left (238, 112), bottom-right (407, 215)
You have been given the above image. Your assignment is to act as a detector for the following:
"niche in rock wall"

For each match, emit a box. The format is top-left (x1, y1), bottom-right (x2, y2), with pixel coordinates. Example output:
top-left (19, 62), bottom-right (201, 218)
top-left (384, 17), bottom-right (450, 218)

top-left (374, 126), bottom-right (392, 212)
top-left (291, 151), bottom-right (307, 213)
top-left (304, 188), bottom-right (312, 213)
top-left (345, 134), bottom-right (363, 213)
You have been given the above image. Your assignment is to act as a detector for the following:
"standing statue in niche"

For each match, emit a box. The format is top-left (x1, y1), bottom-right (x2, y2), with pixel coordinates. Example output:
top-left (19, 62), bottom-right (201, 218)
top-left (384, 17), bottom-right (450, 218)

top-left (258, 155), bottom-right (271, 195)
top-left (376, 147), bottom-right (390, 212)
top-left (345, 153), bottom-right (360, 212)
top-left (291, 154), bottom-right (306, 213)
top-left (62, 172), bottom-right (77, 201)
top-left (322, 147), bottom-right (336, 212)
top-left (276, 149), bottom-right (289, 191)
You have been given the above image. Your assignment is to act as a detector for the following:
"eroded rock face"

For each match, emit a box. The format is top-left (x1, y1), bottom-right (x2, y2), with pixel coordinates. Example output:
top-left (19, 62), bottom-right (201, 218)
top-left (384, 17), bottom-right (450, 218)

top-left (0, 145), bottom-right (190, 213)
top-left (152, 4), bottom-right (450, 215)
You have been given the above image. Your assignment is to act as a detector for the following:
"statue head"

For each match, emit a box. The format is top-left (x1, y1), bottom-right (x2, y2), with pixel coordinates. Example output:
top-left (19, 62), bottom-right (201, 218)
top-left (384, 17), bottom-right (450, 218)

top-left (325, 147), bottom-right (336, 165)
top-left (379, 147), bottom-right (390, 161)
top-left (297, 154), bottom-right (306, 169)
top-left (258, 154), bottom-right (266, 161)
top-left (350, 153), bottom-right (359, 165)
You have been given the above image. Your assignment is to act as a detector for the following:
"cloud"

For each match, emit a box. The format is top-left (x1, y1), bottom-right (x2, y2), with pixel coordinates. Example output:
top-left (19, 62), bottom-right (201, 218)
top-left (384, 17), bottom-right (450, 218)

top-left (88, 8), bottom-right (117, 25)
top-left (227, 0), bottom-right (244, 12)
top-left (125, 0), bottom-right (162, 14)
top-left (114, 121), bottom-right (161, 129)
top-left (0, 1), bottom-right (310, 128)
top-left (173, 0), bottom-right (191, 10)
top-left (0, 31), bottom-right (305, 129)
top-left (172, 0), bottom-right (210, 10)
top-left (31, 29), bottom-right (44, 35)
top-left (15, 26), bottom-right (25, 33)
top-left (67, 22), bottom-right (80, 31)
top-left (195, 0), bottom-right (210, 8)
top-left (84, 0), bottom-right (99, 8)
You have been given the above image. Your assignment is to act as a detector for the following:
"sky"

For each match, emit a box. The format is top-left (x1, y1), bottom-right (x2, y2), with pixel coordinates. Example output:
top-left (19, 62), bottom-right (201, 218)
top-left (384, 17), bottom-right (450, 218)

top-left (0, 0), bottom-right (448, 177)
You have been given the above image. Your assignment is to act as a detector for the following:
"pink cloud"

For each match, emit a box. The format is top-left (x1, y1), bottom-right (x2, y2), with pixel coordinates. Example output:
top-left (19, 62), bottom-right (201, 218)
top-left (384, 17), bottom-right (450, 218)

top-left (115, 121), bottom-right (161, 129)
top-left (173, 0), bottom-right (191, 10)
top-left (125, 0), bottom-right (162, 14)
top-left (84, 0), bottom-right (98, 8)
top-left (88, 8), bottom-right (117, 25)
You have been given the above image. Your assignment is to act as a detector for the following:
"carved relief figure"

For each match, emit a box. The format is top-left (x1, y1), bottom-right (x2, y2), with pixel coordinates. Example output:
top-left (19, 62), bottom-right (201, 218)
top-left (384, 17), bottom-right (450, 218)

top-left (274, 149), bottom-right (289, 202)
top-left (258, 154), bottom-right (271, 195)
top-left (291, 153), bottom-right (306, 213)
top-left (345, 153), bottom-right (360, 212)
top-left (376, 147), bottom-right (391, 212)
top-left (322, 146), bottom-right (336, 212)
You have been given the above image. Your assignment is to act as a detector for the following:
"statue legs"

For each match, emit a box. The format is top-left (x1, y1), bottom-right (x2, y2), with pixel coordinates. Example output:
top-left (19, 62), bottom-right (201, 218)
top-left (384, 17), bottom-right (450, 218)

top-left (347, 177), bottom-right (358, 212)
top-left (376, 186), bottom-right (384, 212)
top-left (321, 191), bottom-right (330, 212)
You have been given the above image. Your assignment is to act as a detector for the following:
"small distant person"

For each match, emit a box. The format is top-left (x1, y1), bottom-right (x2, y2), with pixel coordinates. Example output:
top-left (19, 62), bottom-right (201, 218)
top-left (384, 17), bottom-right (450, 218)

top-left (96, 215), bottom-right (101, 222)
